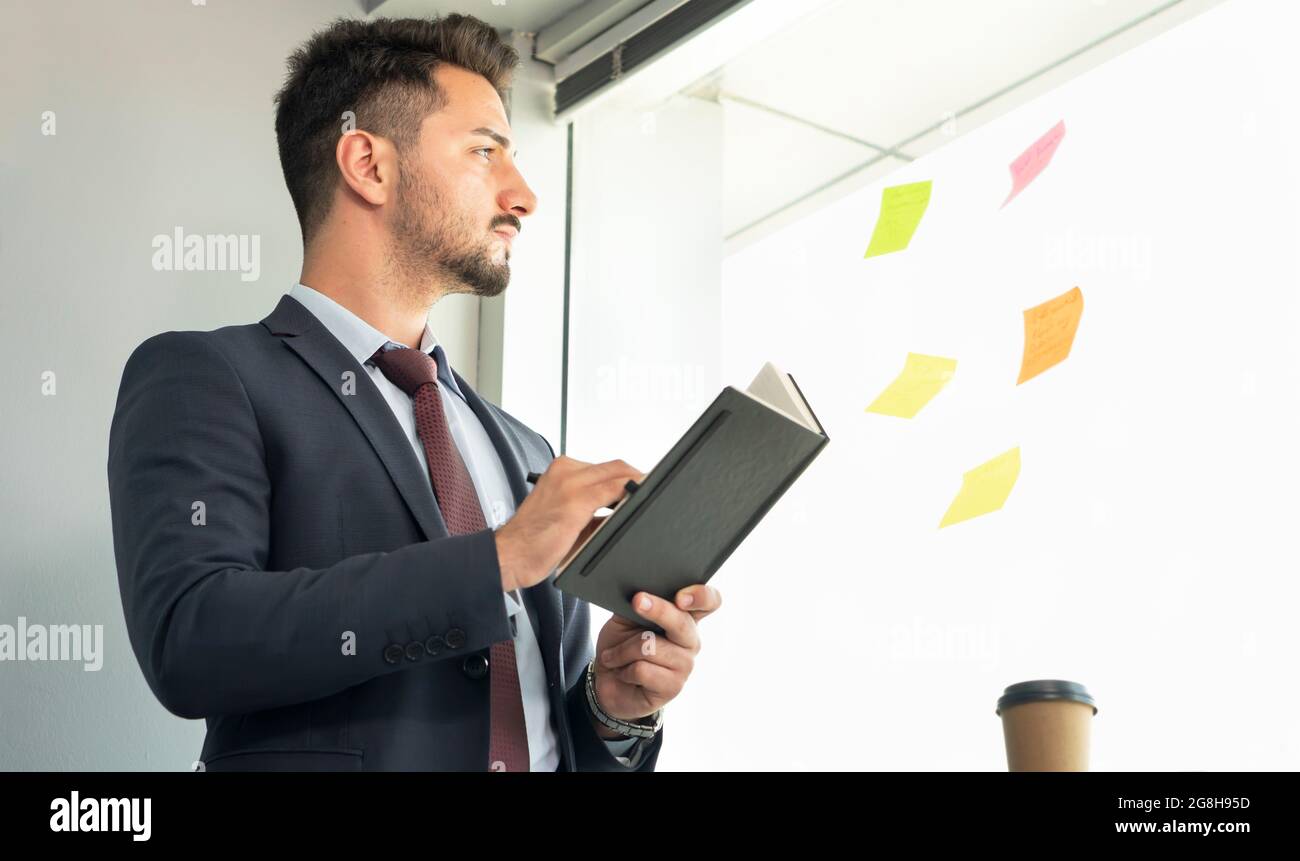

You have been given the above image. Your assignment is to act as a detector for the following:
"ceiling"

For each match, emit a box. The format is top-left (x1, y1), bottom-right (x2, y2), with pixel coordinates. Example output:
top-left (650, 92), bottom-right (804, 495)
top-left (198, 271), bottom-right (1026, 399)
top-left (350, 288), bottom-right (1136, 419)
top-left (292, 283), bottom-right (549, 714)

top-left (363, 0), bottom-right (1226, 252)
top-left (679, 0), bottom-right (1226, 250)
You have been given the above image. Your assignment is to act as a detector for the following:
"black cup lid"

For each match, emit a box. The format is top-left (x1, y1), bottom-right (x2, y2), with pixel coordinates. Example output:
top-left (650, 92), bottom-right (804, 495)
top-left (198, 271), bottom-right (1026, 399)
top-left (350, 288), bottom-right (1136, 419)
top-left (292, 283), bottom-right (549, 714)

top-left (996, 680), bottom-right (1097, 716)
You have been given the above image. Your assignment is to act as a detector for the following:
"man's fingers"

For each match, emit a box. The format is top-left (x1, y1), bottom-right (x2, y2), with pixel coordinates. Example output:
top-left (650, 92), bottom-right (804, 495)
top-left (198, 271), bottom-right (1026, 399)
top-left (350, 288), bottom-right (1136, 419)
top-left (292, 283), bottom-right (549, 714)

top-left (611, 660), bottom-right (683, 699)
top-left (593, 459), bottom-right (644, 482)
top-left (674, 584), bottom-right (722, 621)
top-left (585, 475), bottom-right (639, 512)
top-left (584, 460), bottom-right (644, 499)
top-left (629, 592), bottom-right (698, 651)
top-left (547, 458), bottom-right (642, 512)
top-left (599, 635), bottom-right (694, 674)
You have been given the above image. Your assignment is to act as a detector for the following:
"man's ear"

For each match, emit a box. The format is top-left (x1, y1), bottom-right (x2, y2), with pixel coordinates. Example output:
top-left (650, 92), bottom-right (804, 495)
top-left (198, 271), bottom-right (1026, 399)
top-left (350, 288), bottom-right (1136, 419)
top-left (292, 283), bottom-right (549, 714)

top-left (335, 129), bottom-right (396, 207)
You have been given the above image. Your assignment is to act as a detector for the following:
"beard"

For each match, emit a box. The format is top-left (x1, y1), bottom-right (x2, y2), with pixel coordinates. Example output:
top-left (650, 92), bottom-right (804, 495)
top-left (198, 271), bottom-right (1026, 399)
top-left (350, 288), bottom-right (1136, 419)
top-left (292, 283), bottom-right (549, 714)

top-left (387, 153), bottom-right (511, 303)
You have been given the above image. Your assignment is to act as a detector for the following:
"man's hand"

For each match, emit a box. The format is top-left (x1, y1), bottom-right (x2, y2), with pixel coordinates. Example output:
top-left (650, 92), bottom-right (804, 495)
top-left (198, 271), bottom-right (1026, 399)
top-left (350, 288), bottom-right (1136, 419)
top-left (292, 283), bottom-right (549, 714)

top-left (494, 456), bottom-right (643, 592)
top-left (588, 584), bottom-right (723, 735)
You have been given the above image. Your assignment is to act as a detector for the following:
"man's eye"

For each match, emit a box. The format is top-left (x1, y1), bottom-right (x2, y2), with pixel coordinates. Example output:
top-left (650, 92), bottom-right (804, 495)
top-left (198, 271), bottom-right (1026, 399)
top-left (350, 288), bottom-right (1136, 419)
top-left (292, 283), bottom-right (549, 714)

top-left (475, 147), bottom-right (494, 160)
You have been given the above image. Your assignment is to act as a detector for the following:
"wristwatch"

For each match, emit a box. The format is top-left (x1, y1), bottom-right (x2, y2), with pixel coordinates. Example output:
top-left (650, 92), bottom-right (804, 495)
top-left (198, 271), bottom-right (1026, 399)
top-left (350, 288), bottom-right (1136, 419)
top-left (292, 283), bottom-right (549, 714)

top-left (585, 659), bottom-right (664, 739)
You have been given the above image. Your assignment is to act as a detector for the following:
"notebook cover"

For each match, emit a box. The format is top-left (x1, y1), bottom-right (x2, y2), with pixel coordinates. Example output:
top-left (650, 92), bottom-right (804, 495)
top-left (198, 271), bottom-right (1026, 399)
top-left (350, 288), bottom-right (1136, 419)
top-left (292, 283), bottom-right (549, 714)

top-left (553, 385), bottom-right (829, 635)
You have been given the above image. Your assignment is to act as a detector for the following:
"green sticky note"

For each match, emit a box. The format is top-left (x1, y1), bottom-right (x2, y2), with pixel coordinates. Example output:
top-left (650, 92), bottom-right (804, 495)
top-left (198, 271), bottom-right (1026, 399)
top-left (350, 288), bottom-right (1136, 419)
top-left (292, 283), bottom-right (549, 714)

top-left (864, 180), bottom-right (932, 258)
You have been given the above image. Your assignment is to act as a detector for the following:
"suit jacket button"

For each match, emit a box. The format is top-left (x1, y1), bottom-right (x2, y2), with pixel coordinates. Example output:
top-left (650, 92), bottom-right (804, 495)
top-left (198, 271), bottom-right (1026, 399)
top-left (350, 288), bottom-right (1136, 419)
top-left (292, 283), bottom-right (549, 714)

top-left (404, 641), bottom-right (425, 661)
top-left (424, 635), bottom-right (445, 656)
top-left (462, 654), bottom-right (489, 680)
top-left (445, 627), bottom-right (467, 649)
top-left (382, 644), bottom-right (404, 665)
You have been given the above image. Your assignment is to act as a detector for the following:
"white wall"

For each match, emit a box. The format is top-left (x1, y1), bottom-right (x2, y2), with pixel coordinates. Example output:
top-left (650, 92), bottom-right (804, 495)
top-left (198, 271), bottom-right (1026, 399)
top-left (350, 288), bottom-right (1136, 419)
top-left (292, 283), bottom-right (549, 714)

top-left (708, 0), bottom-right (1300, 770)
top-left (0, 0), bottom-right (489, 770)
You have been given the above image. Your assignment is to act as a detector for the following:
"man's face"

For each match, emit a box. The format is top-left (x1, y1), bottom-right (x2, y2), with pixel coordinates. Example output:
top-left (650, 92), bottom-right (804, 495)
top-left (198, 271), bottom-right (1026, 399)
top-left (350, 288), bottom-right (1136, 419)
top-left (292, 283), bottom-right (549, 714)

top-left (388, 63), bottom-right (537, 299)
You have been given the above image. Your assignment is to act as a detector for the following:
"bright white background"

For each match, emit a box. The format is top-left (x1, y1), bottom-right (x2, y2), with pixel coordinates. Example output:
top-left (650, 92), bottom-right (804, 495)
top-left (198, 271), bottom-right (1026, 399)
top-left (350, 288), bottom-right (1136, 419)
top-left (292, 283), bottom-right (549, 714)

top-left (572, 0), bottom-right (1300, 769)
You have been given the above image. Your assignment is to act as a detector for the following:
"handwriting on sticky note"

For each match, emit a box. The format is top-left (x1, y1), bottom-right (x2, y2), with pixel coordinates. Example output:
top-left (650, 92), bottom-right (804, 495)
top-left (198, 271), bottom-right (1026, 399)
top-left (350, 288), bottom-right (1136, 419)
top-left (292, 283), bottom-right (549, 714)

top-left (1018, 286), bottom-right (1084, 384)
top-left (866, 353), bottom-right (957, 419)
top-left (864, 180), bottom-right (932, 258)
top-left (1002, 120), bottom-right (1065, 207)
top-left (939, 447), bottom-right (1021, 529)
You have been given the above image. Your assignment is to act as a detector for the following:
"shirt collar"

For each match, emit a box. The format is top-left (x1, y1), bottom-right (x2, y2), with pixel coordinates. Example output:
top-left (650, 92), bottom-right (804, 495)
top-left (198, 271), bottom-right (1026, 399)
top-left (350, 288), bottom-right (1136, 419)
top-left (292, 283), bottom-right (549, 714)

top-left (288, 282), bottom-right (465, 400)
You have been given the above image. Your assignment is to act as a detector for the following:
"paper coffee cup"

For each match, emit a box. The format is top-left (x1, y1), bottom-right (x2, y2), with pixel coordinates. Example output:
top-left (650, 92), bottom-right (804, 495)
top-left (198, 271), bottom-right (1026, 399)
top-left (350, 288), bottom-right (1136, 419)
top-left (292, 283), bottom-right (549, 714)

top-left (997, 680), bottom-right (1097, 772)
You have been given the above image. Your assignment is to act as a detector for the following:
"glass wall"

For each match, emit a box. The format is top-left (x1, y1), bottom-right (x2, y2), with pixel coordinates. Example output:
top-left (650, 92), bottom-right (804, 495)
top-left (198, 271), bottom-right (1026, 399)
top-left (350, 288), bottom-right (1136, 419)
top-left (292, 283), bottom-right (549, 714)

top-left (565, 0), bottom-right (1296, 770)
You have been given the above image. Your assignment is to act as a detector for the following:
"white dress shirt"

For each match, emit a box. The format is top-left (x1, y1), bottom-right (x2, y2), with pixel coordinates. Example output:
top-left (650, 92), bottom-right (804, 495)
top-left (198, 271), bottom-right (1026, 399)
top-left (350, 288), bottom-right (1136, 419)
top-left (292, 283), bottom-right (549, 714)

top-left (288, 283), bottom-right (645, 770)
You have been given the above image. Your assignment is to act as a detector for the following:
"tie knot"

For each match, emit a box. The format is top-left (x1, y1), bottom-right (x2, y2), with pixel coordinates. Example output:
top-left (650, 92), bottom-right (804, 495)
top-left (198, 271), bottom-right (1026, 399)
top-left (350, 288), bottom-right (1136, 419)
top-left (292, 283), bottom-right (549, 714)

top-left (370, 345), bottom-right (439, 397)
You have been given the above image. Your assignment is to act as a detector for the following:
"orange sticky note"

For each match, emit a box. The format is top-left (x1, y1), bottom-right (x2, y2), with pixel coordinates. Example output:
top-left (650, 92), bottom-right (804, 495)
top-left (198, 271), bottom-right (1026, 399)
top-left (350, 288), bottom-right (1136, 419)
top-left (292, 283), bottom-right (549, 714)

top-left (1002, 120), bottom-right (1065, 207)
top-left (1017, 286), bottom-right (1084, 384)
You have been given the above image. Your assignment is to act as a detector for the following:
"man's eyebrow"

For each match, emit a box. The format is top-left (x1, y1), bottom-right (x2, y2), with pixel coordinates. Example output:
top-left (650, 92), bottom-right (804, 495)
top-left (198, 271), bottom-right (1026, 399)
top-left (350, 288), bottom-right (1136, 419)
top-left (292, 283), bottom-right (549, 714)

top-left (470, 126), bottom-right (514, 153)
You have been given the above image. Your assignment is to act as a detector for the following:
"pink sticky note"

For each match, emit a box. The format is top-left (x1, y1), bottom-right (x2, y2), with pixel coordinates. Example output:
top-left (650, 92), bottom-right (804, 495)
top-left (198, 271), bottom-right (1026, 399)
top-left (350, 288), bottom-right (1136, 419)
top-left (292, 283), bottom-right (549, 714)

top-left (1001, 120), bottom-right (1066, 207)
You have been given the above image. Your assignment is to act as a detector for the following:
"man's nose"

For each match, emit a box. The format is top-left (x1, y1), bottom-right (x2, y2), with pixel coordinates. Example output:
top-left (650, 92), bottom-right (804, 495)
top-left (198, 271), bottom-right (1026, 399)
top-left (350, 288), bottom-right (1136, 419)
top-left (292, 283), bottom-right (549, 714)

top-left (498, 163), bottom-right (538, 220)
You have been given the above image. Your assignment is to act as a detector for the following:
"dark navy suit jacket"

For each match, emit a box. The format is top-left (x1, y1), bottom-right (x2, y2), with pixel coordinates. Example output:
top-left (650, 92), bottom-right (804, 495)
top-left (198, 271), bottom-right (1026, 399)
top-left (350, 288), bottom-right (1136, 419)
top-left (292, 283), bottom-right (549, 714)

top-left (107, 294), bottom-right (662, 771)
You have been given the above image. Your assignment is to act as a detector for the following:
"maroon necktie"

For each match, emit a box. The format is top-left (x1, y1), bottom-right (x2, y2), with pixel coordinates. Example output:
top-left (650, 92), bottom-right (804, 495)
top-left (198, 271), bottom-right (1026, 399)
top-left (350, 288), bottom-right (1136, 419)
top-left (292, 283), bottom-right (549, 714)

top-left (370, 345), bottom-right (530, 772)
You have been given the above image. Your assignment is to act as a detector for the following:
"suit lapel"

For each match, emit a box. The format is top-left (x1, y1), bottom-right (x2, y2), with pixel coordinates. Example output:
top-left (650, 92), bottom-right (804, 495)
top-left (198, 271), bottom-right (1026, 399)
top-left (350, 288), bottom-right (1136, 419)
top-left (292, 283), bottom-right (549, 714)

top-left (261, 294), bottom-right (449, 542)
top-left (262, 293), bottom-right (566, 694)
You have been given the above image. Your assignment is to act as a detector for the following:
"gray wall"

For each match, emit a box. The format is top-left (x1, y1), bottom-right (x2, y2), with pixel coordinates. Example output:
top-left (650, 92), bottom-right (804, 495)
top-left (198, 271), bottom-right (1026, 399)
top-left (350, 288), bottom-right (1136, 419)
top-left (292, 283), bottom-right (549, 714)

top-left (0, 0), bottom-right (493, 770)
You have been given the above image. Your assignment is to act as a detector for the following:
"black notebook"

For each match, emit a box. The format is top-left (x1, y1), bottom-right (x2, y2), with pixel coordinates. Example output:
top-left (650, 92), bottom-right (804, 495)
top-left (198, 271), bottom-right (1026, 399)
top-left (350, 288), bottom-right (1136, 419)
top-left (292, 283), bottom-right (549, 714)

top-left (553, 362), bottom-right (830, 635)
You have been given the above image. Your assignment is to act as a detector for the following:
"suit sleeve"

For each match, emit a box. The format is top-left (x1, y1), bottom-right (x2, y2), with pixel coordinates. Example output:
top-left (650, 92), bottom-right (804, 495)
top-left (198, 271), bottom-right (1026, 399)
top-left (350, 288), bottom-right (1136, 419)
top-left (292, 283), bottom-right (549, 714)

top-left (564, 656), bottom-right (663, 772)
top-left (107, 331), bottom-right (513, 720)
top-left (602, 734), bottom-right (642, 766)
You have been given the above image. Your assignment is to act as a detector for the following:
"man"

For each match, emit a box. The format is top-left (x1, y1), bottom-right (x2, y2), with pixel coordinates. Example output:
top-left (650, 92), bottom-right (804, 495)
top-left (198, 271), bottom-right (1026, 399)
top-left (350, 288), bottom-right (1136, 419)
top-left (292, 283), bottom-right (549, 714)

top-left (107, 14), bottom-right (720, 772)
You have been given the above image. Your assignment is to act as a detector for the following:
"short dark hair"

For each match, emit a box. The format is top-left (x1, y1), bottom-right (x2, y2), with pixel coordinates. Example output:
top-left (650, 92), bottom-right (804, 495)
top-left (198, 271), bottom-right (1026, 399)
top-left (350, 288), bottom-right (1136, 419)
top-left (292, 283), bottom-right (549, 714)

top-left (273, 15), bottom-right (519, 244)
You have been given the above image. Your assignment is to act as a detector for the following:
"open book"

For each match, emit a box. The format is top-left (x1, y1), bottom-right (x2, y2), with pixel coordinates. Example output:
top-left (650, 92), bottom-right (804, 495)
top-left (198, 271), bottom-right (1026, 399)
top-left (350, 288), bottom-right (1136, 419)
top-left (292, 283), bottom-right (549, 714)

top-left (552, 362), bottom-right (829, 633)
top-left (742, 361), bottom-right (824, 434)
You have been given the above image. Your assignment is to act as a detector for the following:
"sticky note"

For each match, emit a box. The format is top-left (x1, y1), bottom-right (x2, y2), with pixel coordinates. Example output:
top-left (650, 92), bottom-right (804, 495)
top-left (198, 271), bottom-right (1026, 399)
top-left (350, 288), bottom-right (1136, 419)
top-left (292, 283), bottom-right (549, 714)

top-left (864, 180), bottom-right (932, 258)
top-left (1002, 120), bottom-right (1065, 207)
top-left (1017, 286), bottom-right (1084, 384)
top-left (866, 353), bottom-right (957, 418)
top-left (939, 447), bottom-right (1021, 528)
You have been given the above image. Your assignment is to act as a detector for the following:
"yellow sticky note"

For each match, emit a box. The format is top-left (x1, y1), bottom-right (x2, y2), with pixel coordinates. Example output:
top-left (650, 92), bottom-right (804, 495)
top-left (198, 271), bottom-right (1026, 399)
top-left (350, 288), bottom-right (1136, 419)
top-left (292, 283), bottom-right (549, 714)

top-left (864, 180), bottom-right (932, 258)
top-left (939, 447), bottom-right (1021, 528)
top-left (866, 353), bottom-right (957, 418)
top-left (1018, 286), bottom-right (1084, 384)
